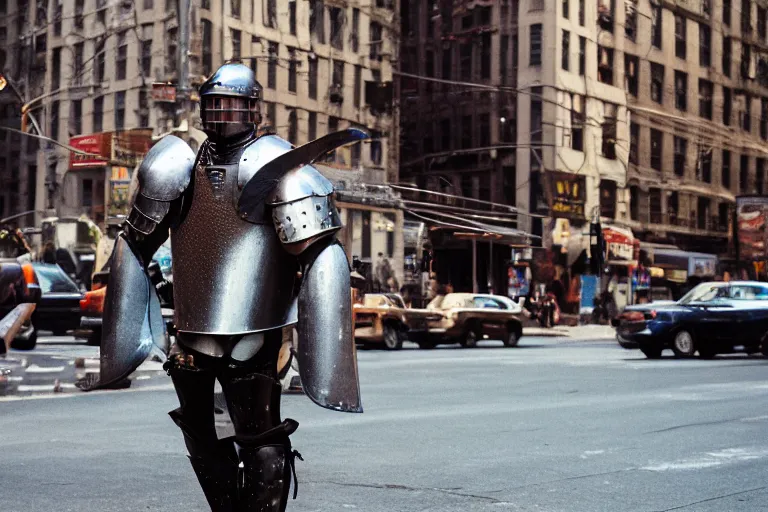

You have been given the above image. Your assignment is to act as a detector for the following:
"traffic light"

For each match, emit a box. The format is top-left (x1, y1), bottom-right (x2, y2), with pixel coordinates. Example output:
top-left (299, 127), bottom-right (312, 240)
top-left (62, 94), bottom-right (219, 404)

top-left (589, 222), bottom-right (605, 275)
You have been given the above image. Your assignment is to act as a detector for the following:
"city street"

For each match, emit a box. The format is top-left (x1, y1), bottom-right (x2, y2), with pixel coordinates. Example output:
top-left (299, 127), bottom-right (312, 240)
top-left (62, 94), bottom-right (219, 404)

top-left (3, 334), bottom-right (768, 511)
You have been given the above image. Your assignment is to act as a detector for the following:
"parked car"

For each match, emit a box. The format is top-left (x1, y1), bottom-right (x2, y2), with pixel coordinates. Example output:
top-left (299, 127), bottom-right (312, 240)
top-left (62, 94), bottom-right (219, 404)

top-left (0, 227), bottom-right (42, 350)
top-left (352, 293), bottom-right (442, 350)
top-left (615, 281), bottom-right (768, 359)
top-left (30, 263), bottom-right (84, 335)
top-left (423, 293), bottom-right (525, 349)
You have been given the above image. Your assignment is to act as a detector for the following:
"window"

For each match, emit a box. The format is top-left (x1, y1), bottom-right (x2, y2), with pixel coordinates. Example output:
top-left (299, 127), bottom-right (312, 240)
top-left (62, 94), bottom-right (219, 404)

top-left (697, 197), bottom-right (711, 229)
top-left (461, 115), bottom-right (472, 149)
top-left (718, 203), bottom-right (729, 231)
top-left (602, 103), bottom-right (617, 159)
top-left (141, 38), bottom-right (152, 77)
top-left (310, 0), bottom-right (325, 44)
top-left (139, 90), bottom-right (149, 127)
top-left (698, 147), bottom-right (712, 183)
top-left (230, 0), bottom-right (240, 18)
top-left (598, 46), bottom-right (613, 84)
top-left (578, 0), bottom-right (584, 25)
top-left (460, 43), bottom-right (472, 80)
top-left (699, 24), bottom-right (711, 67)
top-left (265, 0), bottom-right (276, 27)
top-left (669, 192), bottom-right (680, 223)
top-left (758, 158), bottom-right (766, 194)
top-left (742, 93), bottom-right (752, 132)
top-left (481, 33), bottom-right (491, 79)
top-left (480, 113), bottom-right (490, 147)
top-left (741, 43), bottom-right (752, 80)
top-left (354, 66), bottom-right (361, 107)
top-left (722, 37), bottom-right (732, 77)
top-left (369, 22), bottom-right (382, 60)
top-left (73, 43), bottom-right (84, 86)
top-left (308, 112), bottom-right (317, 140)
top-left (166, 28), bottom-right (178, 73)
top-left (651, 63), bottom-right (664, 104)
top-left (723, 0), bottom-right (731, 25)
top-left (230, 29), bottom-right (241, 59)
top-left (674, 71), bottom-right (687, 111)
top-left (93, 96), bottom-right (104, 133)
top-left (52, 48), bottom-right (61, 90)
top-left (442, 48), bottom-right (452, 79)
top-left (530, 87), bottom-right (543, 145)
top-left (699, 79), bottom-right (713, 120)
top-left (289, 1), bottom-right (297, 35)
top-left (625, 0), bottom-right (637, 40)
top-left (530, 24), bottom-right (542, 66)
top-left (561, 30), bottom-right (570, 71)
top-left (629, 122), bottom-right (639, 165)
top-left (650, 188), bottom-right (662, 223)
top-left (740, 154), bottom-right (749, 193)
top-left (115, 91), bottom-right (125, 131)
top-left (500, 35), bottom-right (508, 83)
top-left (370, 130), bottom-right (382, 165)
top-left (75, 0), bottom-right (84, 28)
top-left (202, 20), bottom-right (212, 76)
top-left (308, 58), bottom-right (318, 99)
top-left (675, 15), bottom-right (686, 59)
top-left (762, 98), bottom-right (768, 140)
top-left (674, 136), bottom-right (687, 176)
top-left (332, 59), bottom-right (344, 87)
top-left (54, 1), bottom-right (62, 35)
top-left (578, 36), bottom-right (586, 76)
top-left (71, 100), bottom-right (82, 135)
top-left (116, 31), bottom-right (128, 80)
top-left (83, 180), bottom-right (93, 208)
top-left (629, 186), bottom-right (639, 221)
top-left (50, 101), bottom-right (59, 141)
top-left (571, 94), bottom-right (584, 151)
top-left (287, 109), bottom-right (297, 143)
top-left (650, 129), bottom-right (663, 171)
top-left (724, 87), bottom-right (732, 126)
top-left (267, 103), bottom-right (277, 131)
top-left (268, 42), bottom-right (278, 89)
top-left (95, 39), bottom-right (105, 83)
top-left (742, 0), bottom-right (751, 34)
top-left (760, 6), bottom-right (768, 40)
top-left (722, 149), bottom-right (731, 188)
top-left (651, 2), bottom-right (662, 48)
top-left (330, 7), bottom-right (344, 50)
top-left (600, 180), bottom-right (617, 219)
top-left (440, 119), bottom-right (451, 150)
top-left (562, 0), bottom-right (568, 18)
top-left (625, 54), bottom-right (638, 97)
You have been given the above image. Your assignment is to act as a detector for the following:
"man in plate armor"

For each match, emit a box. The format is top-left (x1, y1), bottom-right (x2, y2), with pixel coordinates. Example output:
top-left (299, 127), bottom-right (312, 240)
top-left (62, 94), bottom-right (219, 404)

top-left (81, 62), bottom-right (365, 511)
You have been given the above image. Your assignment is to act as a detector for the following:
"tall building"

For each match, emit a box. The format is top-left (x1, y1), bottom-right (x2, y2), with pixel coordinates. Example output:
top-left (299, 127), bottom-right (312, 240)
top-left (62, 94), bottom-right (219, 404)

top-left (0, 0), bottom-right (399, 258)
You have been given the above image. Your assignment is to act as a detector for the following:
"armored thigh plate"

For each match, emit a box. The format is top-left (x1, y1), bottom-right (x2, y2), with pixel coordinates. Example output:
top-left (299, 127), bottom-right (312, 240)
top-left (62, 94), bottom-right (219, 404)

top-left (171, 158), bottom-right (298, 336)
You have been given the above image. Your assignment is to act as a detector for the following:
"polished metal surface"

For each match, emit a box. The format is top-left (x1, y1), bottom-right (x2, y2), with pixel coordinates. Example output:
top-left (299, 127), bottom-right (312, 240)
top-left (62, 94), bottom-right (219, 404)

top-left (238, 129), bottom-right (370, 219)
top-left (297, 242), bottom-right (362, 413)
top-left (266, 163), bottom-right (335, 205)
top-left (137, 135), bottom-right (196, 201)
top-left (271, 194), bottom-right (341, 246)
top-left (199, 62), bottom-right (262, 99)
top-left (237, 135), bottom-right (293, 224)
top-left (171, 157), bottom-right (299, 336)
top-left (86, 235), bottom-right (156, 390)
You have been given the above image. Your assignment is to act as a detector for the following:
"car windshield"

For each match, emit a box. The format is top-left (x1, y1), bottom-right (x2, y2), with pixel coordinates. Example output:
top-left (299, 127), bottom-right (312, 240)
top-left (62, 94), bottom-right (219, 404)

top-left (677, 283), bottom-right (727, 304)
top-left (33, 265), bottom-right (80, 294)
top-left (472, 297), bottom-right (504, 309)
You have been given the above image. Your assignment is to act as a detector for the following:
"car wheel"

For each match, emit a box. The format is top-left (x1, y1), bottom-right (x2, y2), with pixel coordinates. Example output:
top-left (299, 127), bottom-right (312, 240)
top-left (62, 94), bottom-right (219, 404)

top-left (672, 329), bottom-right (695, 358)
top-left (11, 327), bottom-right (37, 351)
top-left (640, 346), bottom-right (663, 359)
top-left (383, 324), bottom-right (403, 350)
top-left (503, 325), bottom-right (520, 347)
top-left (460, 327), bottom-right (478, 348)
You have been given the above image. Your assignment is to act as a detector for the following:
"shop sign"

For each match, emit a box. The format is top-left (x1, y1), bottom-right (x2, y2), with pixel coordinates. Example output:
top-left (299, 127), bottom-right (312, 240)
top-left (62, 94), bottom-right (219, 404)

top-left (152, 83), bottom-right (177, 102)
top-left (736, 196), bottom-right (768, 260)
top-left (603, 226), bottom-right (635, 262)
top-left (108, 165), bottom-right (133, 217)
top-left (691, 257), bottom-right (716, 276)
top-left (69, 134), bottom-right (110, 169)
top-left (548, 171), bottom-right (586, 219)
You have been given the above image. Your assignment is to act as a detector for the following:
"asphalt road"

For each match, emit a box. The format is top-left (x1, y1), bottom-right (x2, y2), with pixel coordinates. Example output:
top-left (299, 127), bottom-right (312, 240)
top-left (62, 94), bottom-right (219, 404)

top-left (3, 335), bottom-right (768, 511)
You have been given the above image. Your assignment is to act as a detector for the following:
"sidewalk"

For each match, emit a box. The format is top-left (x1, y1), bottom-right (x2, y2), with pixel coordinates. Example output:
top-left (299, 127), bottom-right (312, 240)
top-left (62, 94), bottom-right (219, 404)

top-left (523, 324), bottom-right (616, 341)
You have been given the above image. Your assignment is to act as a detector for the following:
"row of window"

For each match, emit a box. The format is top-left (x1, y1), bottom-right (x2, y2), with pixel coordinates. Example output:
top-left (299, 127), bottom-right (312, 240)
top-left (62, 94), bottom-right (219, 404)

top-left (626, 185), bottom-right (732, 233)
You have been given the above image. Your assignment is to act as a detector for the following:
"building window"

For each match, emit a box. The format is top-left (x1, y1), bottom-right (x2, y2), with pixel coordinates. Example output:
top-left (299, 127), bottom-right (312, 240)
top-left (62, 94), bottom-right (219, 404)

top-left (625, 0), bottom-right (637, 40)
top-left (650, 63), bottom-right (664, 104)
top-left (440, 119), bottom-right (451, 150)
top-left (51, 47), bottom-right (61, 90)
top-left (698, 79), bottom-right (713, 119)
top-left (629, 122), bottom-right (639, 165)
top-left (741, 43), bottom-right (752, 80)
top-left (95, 40), bottom-right (105, 83)
top-left (598, 46), bottom-right (613, 84)
top-left (308, 58), bottom-right (317, 99)
top-left (72, 43), bottom-right (84, 86)
top-left (461, 115), bottom-right (472, 149)
top-left (578, 0), bottom-right (585, 25)
top-left (761, 98), bottom-right (768, 140)
top-left (460, 43), bottom-right (472, 80)
top-left (265, 0), bottom-right (276, 27)
top-left (93, 96), bottom-right (104, 133)
top-left (760, 6), bottom-right (767, 40)
top-left (650, 188), bottom-right (662, 223)
top-left (500, 36), bottom-right (508, 83)
top-left (629, 186), bottom-right (639, 221)
top-left (369, 22), bottom-right (382, 60)
top-left (268, 42), bottom-right (278, 89)
top-left (289, 1), bottom-right (297, 35)
top-left (139, 90), bottom-right (149, 127)
top-left (758, 158), bottom-right (766, 194)
top-left (742, 93), bottom-right (752, 132)
top-left (718, 203), bottom-right (729, 231)
top-left (116, 31), bottom-right (128, 80)
top-left (54, 1), bottom-right (62, 35)
top-left (115, 91), bottom-right (125, 131)
top-left (351, 8), bottom-right (359, 51)
top-left (722, 37), bottom-right (731, 77)
top-left (202, 20), bottom-right (212, 76)
top-left (651, 2), bottom-right (662, 48)
top-left (674, 136), bottom-right (687, 176)
top-left (624, 54), bottom-right (638, 97)
top-left (481, 33), bottom-right (491, 79)
top-left (370, 130), bottom-right (382, 166)
top-left (480, 113), bottom-right (490, 147)
top-left (740, 154), bottom-right (749, 193)
top-left (741, 0), bottom-right (751, 34)
top-left (722, 149), bottom-right (731, 189)
top-left (562, 0), bottom-right (568, 18)
top-left (561, 30), bottom-right (570, 71)
top-left (308, 112), bottom-right (317, 140)
top-left (166, 28), bottom-right (178, 74)
top-left (287, 109), bottom-right (297, 143)
top-left (699, 24), bottom-right (711, 67)
top-left (674, 71), bottom-right (687, 111)
top-left (698, 147), bottom-right (712, 183)
top-left (602, 103), bottom-right (617, 160)
top-left (310, 0), bottom-right (325, 44)
top-left (230, 29), bottom-right (241, 59)
top-left (578, 36), bottom-right (586, 76)
top-left (723, 87), bottom-right (732, 126)
top-left (442, 48), bottom-right (452, 80)
top-left (599, 180), bottom-right (617, 219)
top-left (723, 0), bottom-right (731, 25)
top-left (330, 7), bottom-right (344, 50)
top-left (675, 15), bottom-right (686, 59)
top-left (141, 38), bottom-right (152, 77)
top-left (571, 94), bottom-right (584, 151)
top-left (529, 24), bottom-right (542, 66)
top-left (697, 197), bottom-right (711, 230)
top-left (266, 102), bottom-right (277, 131)
top-left (354, 66), bottom-right (361, 107)
top-left (50, 101), bottom-right (59, 141)
top-left (650, 129), bottom-right (663, 171)
top-left (71, 100), bottom-right (82, 135)
top-left (75, 0), bottom-right (84, 28)
top-left (530, 87), bottom-right (543, 145)
top-left (230, 0), bottom-right (240, 18)
top-left (288, 48), bottom-right (297, 93)
top-left (332, 59), bottom-right (344, 88)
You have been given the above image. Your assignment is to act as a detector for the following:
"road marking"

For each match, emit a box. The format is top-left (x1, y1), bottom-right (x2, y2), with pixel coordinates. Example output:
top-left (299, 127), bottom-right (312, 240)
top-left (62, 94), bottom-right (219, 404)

top-left (0, 382), bottom-right (176, 401)
top-left (641, 447), bottom-right (768, 472)
top-left (24, 364), bottom-right (65, 373)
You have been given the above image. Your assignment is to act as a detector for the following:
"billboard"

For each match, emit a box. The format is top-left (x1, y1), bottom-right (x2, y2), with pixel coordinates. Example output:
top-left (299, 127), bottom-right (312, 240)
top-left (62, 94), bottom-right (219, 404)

top-left (548, 171), bottom-right (586, 220)
top-left (735, 196), bottom-right (768, 261)
top-left (69, 133), bottom-right (110, 168)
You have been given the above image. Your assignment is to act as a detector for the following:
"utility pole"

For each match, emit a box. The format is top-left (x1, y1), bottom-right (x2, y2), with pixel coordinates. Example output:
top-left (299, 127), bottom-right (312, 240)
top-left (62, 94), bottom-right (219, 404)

top-left (176, 0), bottom-right (192, 138)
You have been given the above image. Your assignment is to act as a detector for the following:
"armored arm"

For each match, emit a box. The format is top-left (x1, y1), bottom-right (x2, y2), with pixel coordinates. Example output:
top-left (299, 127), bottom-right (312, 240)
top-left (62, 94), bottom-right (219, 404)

top-left (81, 135), bottom-right (195, 391)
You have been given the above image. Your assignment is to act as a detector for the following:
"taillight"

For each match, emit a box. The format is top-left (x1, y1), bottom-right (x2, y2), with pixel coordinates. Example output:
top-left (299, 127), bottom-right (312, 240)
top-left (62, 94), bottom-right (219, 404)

top-left (21, 263), bottom-right (37, 285)
top-left (80, 289), bottom-right (106, 314)
top-left (644, 310), bottom-right (657, 320)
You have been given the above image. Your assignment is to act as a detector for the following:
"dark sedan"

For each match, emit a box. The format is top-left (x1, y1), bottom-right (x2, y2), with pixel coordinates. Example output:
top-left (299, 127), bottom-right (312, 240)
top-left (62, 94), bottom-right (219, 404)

top-left (615, 281), bottom-right (768, 359)
top-left (31, 263), bottom-right (84, 335)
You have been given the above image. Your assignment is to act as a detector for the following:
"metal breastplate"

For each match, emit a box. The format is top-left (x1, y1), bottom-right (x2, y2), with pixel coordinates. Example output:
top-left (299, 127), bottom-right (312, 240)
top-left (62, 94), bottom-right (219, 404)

top-left (171, 156), bottom-right (298, 335)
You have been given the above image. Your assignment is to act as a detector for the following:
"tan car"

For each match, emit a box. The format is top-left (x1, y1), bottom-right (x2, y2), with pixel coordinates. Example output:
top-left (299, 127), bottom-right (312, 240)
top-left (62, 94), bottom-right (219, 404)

top-left (424, 293), bottom-right (524, 349)
top-left (353, 293), bottom-right (442, 350)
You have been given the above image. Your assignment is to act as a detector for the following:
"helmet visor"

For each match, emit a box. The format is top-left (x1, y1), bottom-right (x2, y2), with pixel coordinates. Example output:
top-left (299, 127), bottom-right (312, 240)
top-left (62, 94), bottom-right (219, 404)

top-left (202, 96), bottom-right (261, 126)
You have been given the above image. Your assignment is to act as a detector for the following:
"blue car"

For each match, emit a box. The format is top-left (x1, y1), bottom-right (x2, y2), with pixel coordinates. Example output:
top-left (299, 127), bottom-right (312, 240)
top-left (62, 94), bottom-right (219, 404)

top-left (615, 281), bottom-right (768, 359)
